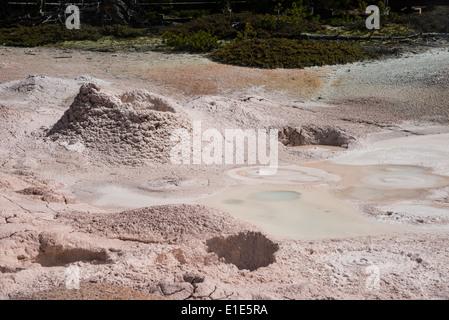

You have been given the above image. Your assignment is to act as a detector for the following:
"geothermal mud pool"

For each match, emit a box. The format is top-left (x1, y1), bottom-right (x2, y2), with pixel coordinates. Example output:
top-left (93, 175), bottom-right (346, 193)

top-left (198, 162), bottom-right (449, 239)
top-left (198, 184), bottom-right (404, 240)
top-left (67, 161), bottom-right (449, 240)
top-left (1, 46), bottom-right (449, 300)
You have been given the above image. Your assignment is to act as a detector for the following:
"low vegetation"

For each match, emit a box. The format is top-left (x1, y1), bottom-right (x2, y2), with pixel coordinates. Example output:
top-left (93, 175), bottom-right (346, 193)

top-left (162, 30), bottom-right (220, 52)
top-left (165, 11), bottom-right (319, 40)
top-left (0, 24), bottom-right (147, 47)
top-left (209, 38), bottom-right (367, 69)
top-left (1, 1), bottom-right (448, 69)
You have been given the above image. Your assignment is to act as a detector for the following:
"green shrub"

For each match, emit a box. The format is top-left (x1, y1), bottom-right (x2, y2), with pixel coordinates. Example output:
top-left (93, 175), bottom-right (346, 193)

top-left (162, 30), bottom-right (220, 53)
top-left (280, 1), bottom-right (309, 24)
top-left (171, 10), bottom-right (211, 19)
top-left (236, 23), bottom-right (258, 42)
top-left (0, 24), bottom-right (147, 47)
top-left (165, 11), bottom-right (317, 40)
top-left (166, 13), bottom-right (240, 39)
top-left (100, 25), bottom-right (147, 38)
top-left (209, 38), bottom-right (367, 69)
top-left (328, 14), bottom-right (356, 27)
top-left (388, 12), bottom-right (449, 33)
top-left (0, 25), bottom-right (100, 47)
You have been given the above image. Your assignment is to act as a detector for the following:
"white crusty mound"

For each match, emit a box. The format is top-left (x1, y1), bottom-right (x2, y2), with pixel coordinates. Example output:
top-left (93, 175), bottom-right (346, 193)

top-left (0, 75), bottom-right (71, 106)
top-left (57, 204), bottom-right (254, 244)
top-left (48, 83), bottom-right (191, 165)
top-left (0, 75), bottom-right (107, 109)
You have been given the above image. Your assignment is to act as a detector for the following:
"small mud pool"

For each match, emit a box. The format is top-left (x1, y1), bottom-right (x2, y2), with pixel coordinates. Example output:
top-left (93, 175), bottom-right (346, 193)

top-left (227, 165), bottom-right (340, 185)
top-left (199, 163), bottom-right (449, 240)
top-left (309, 163), bottom-right (449, 202)
top-left (69, 184), bottom-right (189, 210)
top-left (249, 190), bottom-right (301, 201)
top-left (69, 163), bottom-right (449, 240)
top-left (198, 185), bottom-right (404, 240)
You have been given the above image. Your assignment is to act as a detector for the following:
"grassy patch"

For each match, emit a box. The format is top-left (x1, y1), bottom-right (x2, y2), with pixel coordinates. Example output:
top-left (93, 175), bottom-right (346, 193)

top-left (209, 38), bottom-right (368, 69)
top-left (55, 36), bottom-right (164, 52)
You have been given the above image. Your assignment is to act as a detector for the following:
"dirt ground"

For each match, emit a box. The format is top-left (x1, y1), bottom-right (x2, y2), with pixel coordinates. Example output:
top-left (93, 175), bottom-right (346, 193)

top-left (1, 42), bottom-right (449, 300)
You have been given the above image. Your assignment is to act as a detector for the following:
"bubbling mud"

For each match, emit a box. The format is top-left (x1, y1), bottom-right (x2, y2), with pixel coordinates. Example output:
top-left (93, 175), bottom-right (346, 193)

top-left (200, 163), bottom-right (449, 239)
top-left (198, 184), bottom-right (405, 240)
top-left (227, 165), bottom-right (341, 185)
top-left (310, 163), bottom-right (449, 202)
top-left (360, 166), bottom-right (444, 190)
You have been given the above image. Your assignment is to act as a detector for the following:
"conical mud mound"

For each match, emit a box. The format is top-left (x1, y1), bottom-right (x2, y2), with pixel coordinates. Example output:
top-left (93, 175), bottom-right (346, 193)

top-left (48, 83), bottom-right (191, 165)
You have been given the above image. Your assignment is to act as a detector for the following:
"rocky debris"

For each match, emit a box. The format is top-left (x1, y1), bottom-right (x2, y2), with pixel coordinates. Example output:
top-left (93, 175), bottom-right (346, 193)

top-left (16, 187), bottom-right (70, 203)
top-left (152, 280), bottom-right (195, 300)
top-left (151, 274), bottom-right (235, 300)
top-left (278, 125), bottom-right (354, 148)
top-left (377, 207), bottom-right (449, 225)
top-left (47, 83), bottom-right (191, 165)
top-left (57, 205), bottom-right (253, 245)
top-left (35, 232), bottom-right (110, 267)
top-left (206, 231), bottom-right (279, 271)
top-left (183, 272), bottom-right (206, 284)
